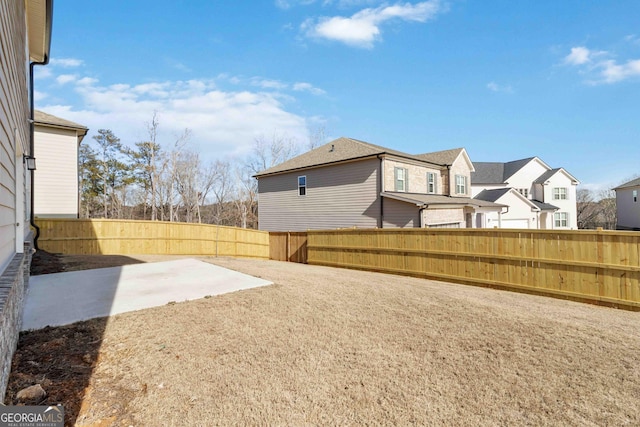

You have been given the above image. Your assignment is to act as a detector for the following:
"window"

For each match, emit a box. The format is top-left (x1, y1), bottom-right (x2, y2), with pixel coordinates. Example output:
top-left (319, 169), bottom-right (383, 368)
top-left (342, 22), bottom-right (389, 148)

top-left (554, 212), bottom-right (568, 227)
top-left (427, 172), bottom-right (437, 194)
top-left (553, 187), bottom-right (568, 200)
top-left (455, 175), bottom-right (467, 195)
top-left (298, 175), bottom-right (306, 196)
top-left (517, 188), bottom-right (529, 198)
top-left (634, 190), bottom-right (638, 203)
top-left (394, 167), bottom-right (408, 192)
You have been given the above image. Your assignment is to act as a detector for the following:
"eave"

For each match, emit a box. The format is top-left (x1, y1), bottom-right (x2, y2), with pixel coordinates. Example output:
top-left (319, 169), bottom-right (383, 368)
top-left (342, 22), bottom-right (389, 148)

top-left (26, 0), bottom-right (54, 63)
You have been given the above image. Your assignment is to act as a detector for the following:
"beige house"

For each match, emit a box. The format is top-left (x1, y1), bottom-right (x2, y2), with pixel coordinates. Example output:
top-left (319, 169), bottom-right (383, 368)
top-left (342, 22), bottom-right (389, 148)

top-left (0, 0), bottom-right (53, 399)
top-left (255, 137), bottom-right (504, 231)
top-left (34, 110), bottom-right (88, 218)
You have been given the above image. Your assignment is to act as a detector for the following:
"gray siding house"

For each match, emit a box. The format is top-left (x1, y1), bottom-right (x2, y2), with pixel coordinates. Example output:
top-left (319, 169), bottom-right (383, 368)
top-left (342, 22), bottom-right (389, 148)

top-left (255, 137), bottom-right (503, 231)
top-left (614, 177), bottom-right (640, 230)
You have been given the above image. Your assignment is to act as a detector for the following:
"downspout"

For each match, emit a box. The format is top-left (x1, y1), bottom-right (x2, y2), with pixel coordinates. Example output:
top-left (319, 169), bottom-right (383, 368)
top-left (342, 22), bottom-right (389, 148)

top-left (28, 0), bottom-right (54, 251)
top-left (29, 62), bottom-right (45, 250)
top-left (418, 204), bottom-right (428, 228)
top-left (378, 155), bottom-right (384, 228)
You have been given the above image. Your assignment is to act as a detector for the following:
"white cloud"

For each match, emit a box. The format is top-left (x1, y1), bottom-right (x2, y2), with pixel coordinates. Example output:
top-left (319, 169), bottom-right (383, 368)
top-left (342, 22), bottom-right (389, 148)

top-left (39, 77), bottom-right (310, 159)
top-left (35, 67), bottom-right (53, 80)
top-left (56, 74), bottom-right (77, 85)
top-left (250, 78), bottom-right (288, 89)
top-left (302, 0), bottom-right (445, 48)
top-left (599, 58), bottom-right (640, 83)
top-left (564, 46), bottom-right (591, 65)
top-left (486, 81), bottom-right (513, 94)
top-left (275, 0), bottom-right (317, 9)
top-left (293, 82), bottom-right (326, 95)
top-left (564, 45), bottom-right (640, 84)
top-left (33, 90), bottom-right (48, 102)
top-left (49, 58), bottom-right (84, 67)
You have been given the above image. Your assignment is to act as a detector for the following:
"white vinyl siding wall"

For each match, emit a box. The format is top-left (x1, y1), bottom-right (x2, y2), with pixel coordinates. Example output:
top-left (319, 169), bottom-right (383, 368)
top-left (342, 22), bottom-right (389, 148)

top-left (34, 126), bottom-right (79, 217)
top-left (258, 159), bottom-right (380, 231)
top-left (0, 1), bottom-right (30, 271)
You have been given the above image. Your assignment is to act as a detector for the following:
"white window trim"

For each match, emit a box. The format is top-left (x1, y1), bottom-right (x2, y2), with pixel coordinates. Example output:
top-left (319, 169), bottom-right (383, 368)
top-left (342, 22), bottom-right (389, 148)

top-left (427, 172), bottom-right (436, 194)
top-left (395, 167), bottom-right (408, 192)
top-left (553, 187), bottom-right (568, 200)
top-left (455, 175), bottom-right (467, 195)
top-left (554, 212), bottom-right (569, 227)
top-left (298, 175), bottom-right (306, 196)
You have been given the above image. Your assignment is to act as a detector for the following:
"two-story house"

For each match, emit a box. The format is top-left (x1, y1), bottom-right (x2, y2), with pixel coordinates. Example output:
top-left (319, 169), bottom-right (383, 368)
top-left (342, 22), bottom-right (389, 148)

top-left (255, 137), bottom-right (504, 231)
top-left (614, 177), bottom-right (640, 230)
top-left (471, 157), bottom-right (579, 229)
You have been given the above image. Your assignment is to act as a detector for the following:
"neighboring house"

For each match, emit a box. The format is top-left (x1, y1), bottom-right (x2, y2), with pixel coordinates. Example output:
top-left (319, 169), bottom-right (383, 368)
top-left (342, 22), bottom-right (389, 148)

top-left (471, 158), bottom-right (579, 229)
top-left (255, 137), bottom-right (504, 231)
top-left (0, 0), bottom-right (53, 399)
top-left (34, 110), bottom-right (88, 218)
top-left (614, 177), bottom-right (640, 231)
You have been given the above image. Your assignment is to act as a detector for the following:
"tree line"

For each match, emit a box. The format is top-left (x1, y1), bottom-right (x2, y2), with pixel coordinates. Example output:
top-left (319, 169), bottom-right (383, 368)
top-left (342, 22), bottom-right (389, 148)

top-left (79, 113), bottom-right (325, 228)
top-left (80, 114), bottom-right (627, 231)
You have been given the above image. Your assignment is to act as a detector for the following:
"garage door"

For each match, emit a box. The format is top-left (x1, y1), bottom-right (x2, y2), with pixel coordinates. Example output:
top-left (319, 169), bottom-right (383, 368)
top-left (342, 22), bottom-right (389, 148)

top-left (499, 219), bottom-right (530, 229)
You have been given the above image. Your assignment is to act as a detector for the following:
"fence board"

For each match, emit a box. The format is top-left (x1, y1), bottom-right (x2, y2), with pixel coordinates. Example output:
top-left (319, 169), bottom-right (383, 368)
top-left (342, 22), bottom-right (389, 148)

top-left (269, 232), bottom-right (308, 263)
top-left (306, 228), bottom-right (640, 311)
top-left (36, 219), bottom-right (269, 259)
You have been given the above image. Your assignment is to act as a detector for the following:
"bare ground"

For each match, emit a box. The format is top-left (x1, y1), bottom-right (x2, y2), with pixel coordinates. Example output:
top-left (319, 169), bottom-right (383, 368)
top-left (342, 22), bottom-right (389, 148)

top-left (6, 253), bottom-right (640, 426)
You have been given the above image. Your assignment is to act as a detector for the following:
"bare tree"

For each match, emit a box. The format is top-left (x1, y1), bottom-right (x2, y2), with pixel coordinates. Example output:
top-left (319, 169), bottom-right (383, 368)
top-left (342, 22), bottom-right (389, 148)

top-left (576, 188), bottom-right (601, 229)
top-left (307, 125), bottom-right (328, 150)
top-left (597, 188), bottom-right (617, 229)
top-left (207, 160), bottom-right (233, 225)
top-left (248, 132), bottom-right (300, 175)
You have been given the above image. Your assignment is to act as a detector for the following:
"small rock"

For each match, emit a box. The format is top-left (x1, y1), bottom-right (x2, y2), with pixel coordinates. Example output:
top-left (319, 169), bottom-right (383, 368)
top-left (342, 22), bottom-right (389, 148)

top-left (16, 384), bottom-right (46, 402)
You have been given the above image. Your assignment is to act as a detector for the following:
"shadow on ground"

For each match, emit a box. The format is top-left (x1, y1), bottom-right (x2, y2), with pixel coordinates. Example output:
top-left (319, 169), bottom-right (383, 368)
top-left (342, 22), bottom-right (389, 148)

top-left (4, 251), bottom-right (144, 426)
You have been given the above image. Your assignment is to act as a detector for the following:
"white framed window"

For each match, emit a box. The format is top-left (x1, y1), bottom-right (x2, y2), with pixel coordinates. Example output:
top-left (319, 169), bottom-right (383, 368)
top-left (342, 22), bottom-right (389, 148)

top-left (553, 187), bottom-right (568, 200)
top-left (298, 175), bottom-right (306, 196)
top-left (554, 212), bottom-right (568, 227)
top-left (633, 190), bottom-right (637, 203)
top-left (517, 188), bottom-right (529, 198)
top-left (455, 175), bottom-right (467, 195)
top-left (394, 167), bottom-right (408, 192)
top-left (427, 172), bottom-right (437, 194)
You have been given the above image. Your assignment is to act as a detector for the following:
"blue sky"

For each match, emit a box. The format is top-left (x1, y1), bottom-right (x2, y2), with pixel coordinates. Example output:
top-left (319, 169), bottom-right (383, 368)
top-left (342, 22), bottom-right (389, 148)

top-left (36, 0), bottom-right (640, 191)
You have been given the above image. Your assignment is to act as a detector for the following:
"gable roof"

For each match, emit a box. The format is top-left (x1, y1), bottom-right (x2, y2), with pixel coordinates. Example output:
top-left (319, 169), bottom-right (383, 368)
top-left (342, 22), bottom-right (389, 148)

top-left (35, 110), bottom-right (87, 131)
top-left (415, 148), bottom-right (463, 165)
top-left (530, 200), bottom-right (559, 211)
top-left (35, 110), bottom-right (89, 143)
top-left (533, 167), bottom-right (580, 185)
top-left (255, 137), bottom-right (443, 177)
top-left (473, 188), bottom-right (511, 203)
top-left (475, 188), bottom-right (549, 211)
top-left (613, 177), bottom-right (640, 190)
top-left (472, 157), bottom-right (537, 184)
top-left (470, 162), bottom-right (505, 184)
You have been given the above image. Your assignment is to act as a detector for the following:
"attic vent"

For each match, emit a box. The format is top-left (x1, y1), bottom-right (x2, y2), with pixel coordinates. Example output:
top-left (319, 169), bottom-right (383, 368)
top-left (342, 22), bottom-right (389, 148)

top-left (329, 144), bottom-right (335, 152)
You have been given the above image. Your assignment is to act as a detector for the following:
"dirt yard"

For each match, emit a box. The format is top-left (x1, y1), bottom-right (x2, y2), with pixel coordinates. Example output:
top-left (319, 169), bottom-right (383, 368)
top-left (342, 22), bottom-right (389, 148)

top-left (6, 252), bottom-right (640, 426)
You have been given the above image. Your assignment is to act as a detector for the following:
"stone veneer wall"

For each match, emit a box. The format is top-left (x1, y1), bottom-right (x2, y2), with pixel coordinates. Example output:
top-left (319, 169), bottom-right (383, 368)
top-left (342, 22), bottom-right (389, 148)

top-left (0, 243), bottom-right (32, 400)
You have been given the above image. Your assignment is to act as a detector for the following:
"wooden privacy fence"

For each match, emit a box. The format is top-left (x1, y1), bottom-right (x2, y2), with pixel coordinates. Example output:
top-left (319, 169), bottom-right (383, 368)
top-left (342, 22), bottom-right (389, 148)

top-left (36, 219), bottom-right (270, 259)
top-left (307, 228), bottom-right (640, 310)
top-left (269, 232), bottom-right (308, 263)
